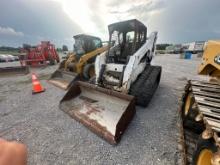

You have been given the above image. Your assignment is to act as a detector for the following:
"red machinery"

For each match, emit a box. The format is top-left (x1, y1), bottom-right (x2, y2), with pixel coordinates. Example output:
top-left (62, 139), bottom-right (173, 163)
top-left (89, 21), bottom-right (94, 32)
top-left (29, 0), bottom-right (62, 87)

top-left (21, 41), bottom-right (60, 67)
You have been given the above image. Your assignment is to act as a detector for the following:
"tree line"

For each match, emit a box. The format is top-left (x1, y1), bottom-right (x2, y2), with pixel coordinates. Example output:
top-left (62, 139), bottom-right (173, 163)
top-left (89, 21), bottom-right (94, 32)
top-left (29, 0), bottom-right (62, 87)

top-left (0, 44), bottom-right (68, 52)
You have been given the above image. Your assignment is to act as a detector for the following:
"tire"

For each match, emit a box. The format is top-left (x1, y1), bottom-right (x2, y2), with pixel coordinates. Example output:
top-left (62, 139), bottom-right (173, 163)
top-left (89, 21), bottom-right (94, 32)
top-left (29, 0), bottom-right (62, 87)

top-left (49, 57), bottom-right (55, 65)
top-left (83, 64), bottom-right (95, 80)
top-left (48, 54), bottom-right (55, 65)
top-left (89, 76), bottom-right (96, 84)
top-left (192, 137), bottom-right (217, 165)
top-left (129, 65), bottom-right (162, 107)
top-left (59, 60), bottom-right (66, 69)
top-left (56, 56), bottom-right (60, 63)
top-left (50, 59), bottom-right (55, 65)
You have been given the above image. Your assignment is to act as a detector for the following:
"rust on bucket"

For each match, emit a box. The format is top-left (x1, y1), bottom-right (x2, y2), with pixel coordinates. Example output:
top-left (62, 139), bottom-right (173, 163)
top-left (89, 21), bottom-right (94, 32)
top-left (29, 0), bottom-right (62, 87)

top-left (60, 81), bottom-right (136, 144)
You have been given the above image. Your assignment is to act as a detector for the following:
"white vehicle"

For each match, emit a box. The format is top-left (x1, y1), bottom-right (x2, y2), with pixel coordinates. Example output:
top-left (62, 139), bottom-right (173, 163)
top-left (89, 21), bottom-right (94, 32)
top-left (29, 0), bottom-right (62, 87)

top-left (194, 41), bottom-right (205, 52)
top-left (13, 56), bottom-right (19, 61)
top-left (0, 55), bottom-right (9, 62)
top-left (60, 19), bottom-right (162, 144)
top-left (7, 55), bottom-right (16, 62)
top-left (187, 41), bottom-right (205, 53)
top-left (94, 21), bottom-right (161, 106)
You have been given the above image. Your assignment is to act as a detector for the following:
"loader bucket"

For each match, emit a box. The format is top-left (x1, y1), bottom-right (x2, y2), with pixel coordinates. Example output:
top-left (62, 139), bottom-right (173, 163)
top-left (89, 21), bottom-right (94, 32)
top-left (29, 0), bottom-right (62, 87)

top-left (48, 69), bottom-right (80, 90)
top-left (0, 66), bottom-right (29, 76)
top-left (60, 81), bottom-right (136, 144)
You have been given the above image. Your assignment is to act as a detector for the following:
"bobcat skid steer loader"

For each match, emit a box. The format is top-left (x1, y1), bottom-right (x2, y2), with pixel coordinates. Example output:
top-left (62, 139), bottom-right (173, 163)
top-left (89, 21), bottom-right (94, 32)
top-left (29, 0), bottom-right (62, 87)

top-left (60, 19), bottom-right (162, 144)
top-left (49, 34), bottom-right (108, 90)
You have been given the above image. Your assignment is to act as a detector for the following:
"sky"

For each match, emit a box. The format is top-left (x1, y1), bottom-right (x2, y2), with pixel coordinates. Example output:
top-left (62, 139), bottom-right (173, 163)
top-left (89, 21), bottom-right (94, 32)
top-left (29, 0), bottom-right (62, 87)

top-left (0, 0), bottom-right (220, 49)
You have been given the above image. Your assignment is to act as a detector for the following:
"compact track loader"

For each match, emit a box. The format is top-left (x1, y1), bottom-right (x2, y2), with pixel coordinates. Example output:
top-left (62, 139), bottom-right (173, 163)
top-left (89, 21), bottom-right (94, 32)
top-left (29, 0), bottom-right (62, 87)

top-left (60, 19), bottom-right (162, 144)
top-left (49, 34), bottom-right (108, 89)
top-left (180, 41), bottom-right (220, 165)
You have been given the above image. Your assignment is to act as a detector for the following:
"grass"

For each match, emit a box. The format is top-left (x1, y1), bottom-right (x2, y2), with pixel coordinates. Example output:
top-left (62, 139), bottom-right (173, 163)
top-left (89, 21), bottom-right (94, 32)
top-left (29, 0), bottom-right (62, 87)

top-left (0, 50), bottom-right (20, 56)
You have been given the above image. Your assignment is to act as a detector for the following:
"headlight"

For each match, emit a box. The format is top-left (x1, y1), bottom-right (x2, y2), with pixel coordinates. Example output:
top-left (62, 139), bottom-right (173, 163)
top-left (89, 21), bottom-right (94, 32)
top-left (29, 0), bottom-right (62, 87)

top-left (214, 55), bottom-right (220, 64)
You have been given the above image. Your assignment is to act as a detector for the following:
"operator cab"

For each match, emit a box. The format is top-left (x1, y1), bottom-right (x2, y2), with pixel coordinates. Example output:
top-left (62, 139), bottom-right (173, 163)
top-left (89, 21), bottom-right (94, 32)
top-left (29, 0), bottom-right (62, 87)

top-left (73, 34), bottom-right (102, 61)
top-left (107, 19), bottom-right (147, 64)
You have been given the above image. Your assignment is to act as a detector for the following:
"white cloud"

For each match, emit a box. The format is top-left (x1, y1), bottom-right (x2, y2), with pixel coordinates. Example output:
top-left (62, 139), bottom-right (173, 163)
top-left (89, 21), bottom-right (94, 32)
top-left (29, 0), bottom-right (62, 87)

top-left (2, 0), bottom-right (220, 46)
top-left (0, 26), bottom-right (24, 37)
top-left (51, 0), bottom-right (164, 39)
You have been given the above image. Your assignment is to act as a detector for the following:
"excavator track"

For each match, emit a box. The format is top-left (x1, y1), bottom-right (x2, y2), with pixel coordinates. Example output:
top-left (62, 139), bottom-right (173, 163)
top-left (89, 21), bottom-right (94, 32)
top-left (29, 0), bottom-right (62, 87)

top-left (180, 80), bottom-right (220, 165)
top-left (184, 128), bottom-right (199, 164)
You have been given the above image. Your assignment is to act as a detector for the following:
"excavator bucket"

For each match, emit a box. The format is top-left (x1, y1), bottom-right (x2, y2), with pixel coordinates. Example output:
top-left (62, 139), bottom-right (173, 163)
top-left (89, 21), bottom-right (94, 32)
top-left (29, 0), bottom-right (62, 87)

top-left (0, 66), bottom-right (29, 76)
top-left (59, 81), bottom-right (136, 144)
top-left (48, 69), bottom-right (80, 90)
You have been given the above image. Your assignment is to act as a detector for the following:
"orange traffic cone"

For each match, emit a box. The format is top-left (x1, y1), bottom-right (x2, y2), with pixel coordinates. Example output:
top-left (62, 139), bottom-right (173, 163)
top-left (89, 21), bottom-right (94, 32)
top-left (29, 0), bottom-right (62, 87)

top-left (32, 73), bottom-right (45, 94)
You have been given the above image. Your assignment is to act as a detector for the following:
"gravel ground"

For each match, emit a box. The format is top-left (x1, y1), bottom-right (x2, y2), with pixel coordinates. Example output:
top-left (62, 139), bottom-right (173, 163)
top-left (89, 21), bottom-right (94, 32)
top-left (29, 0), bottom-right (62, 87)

top-left (0, 54), bottom-right (205, 165)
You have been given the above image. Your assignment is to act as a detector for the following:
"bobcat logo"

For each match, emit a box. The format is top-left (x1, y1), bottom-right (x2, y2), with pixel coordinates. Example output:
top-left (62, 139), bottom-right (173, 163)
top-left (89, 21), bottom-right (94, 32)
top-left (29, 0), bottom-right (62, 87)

top-left (214, 55), bottom-right (220, 64)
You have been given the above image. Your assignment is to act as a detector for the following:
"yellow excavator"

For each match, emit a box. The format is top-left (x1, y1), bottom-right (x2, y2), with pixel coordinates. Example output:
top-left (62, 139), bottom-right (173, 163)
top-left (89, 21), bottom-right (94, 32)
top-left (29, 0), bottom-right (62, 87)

top-left (49, 34), bottom-right (108, 89)
top-left (180, 40), bottom-right (220, 164)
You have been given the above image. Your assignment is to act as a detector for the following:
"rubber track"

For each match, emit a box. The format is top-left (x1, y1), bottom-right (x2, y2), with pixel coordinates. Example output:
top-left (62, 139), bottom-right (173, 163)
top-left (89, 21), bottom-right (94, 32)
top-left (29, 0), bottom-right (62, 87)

top-left (129, 65), bottom-right (161, 107)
